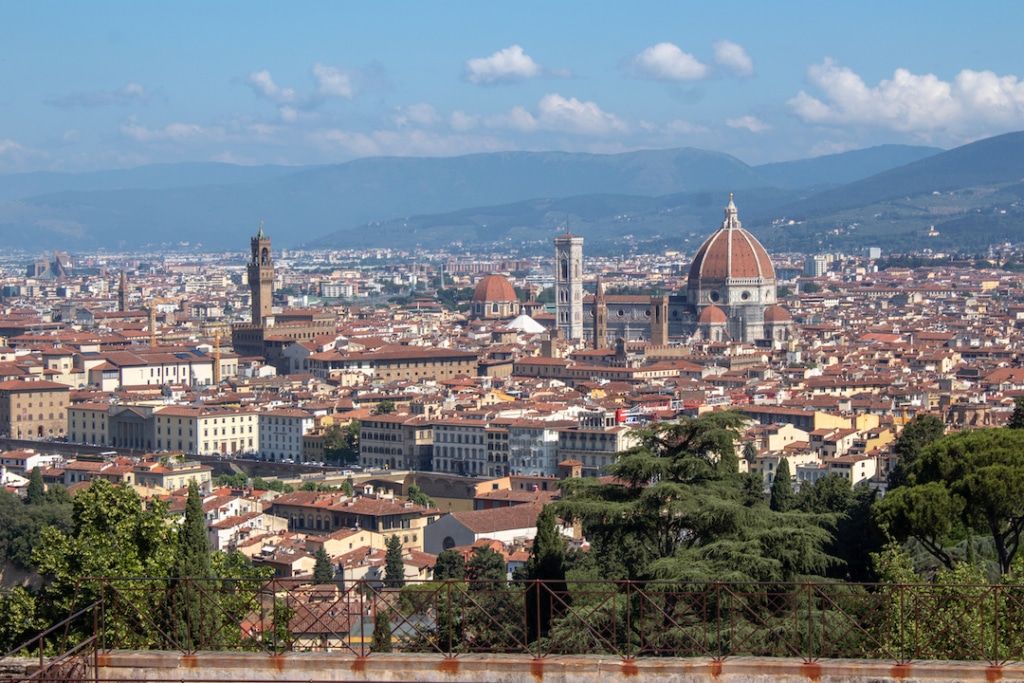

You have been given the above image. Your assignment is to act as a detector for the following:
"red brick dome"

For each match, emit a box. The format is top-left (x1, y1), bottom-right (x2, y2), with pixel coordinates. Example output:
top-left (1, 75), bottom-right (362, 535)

top-left (698, 304), bottom-right (728, 325)
top-left (688, 195), bottom-right (775, 285)
top-left (764, 304), bottom-right (792, 323)
top-left (472, 274), bottom-right (517, 303)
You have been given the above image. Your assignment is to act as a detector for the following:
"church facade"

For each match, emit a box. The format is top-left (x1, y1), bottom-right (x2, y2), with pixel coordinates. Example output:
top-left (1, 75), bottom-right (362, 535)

top-left (579, 195), bottom-right (793, 346)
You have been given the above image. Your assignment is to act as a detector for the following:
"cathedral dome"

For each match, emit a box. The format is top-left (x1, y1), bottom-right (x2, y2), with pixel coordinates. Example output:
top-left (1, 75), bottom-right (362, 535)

top-left (764, 304), bottom-right (792, 323)
top-left (472, 274), bottom-right (517, 303)
top-left (687, 195), bottom-right (775, 286)
top-left (698, 304), bottom-right (728, 325)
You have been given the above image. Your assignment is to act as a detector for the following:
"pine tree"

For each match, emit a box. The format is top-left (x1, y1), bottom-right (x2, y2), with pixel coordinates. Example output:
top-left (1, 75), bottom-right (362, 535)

top-left (371, 608), bottom-right (392, 652)
top-left (770, 457), bottom-right (794, 512)
top-left (313, 546), bottom-right (334, 583)
top-left (384, 535), bottom-right (405, 588)
top-left (466, 547), bottom-right (506, 590)
top-left (433, 549), bottom-right (465, 581)
top-left (25, 467), bottom-right (45, 505)
top-left (887, 414), bottom-right (945, 489)
top-left (555, 411), bottom-right (834, 582)
top-left (166, 481), bottom-right (215, 650)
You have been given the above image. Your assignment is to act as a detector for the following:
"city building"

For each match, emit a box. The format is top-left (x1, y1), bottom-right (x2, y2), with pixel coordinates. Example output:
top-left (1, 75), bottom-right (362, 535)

top-left (258, 409), bottom-right (316, 463)
top-left (470, 274), bottom-right (520, 320)
top-left (0, 380), bottom-right (70, 439)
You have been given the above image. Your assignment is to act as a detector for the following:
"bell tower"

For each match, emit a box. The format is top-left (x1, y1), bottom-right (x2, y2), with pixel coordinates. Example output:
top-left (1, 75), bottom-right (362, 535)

top-left (248, 222), bottom-right (274, 325)
top-left (593, 275), bottom-right (607, 349)
top-left (554, 231), bottom-right (584, 341)
top-left (118, 270), bottom-right (128, 313)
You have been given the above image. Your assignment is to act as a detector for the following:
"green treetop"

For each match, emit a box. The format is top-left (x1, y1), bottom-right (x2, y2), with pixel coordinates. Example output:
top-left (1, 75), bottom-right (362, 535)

top-left (769, 458), bottom-right (794, 512)
top-left (406, 484), bottom-right (434, 507)
top-left (887, 414), bottom-right (945, 489)
top-left (466, 546), bottom-right (507, 590)
top-left (1010, 397), bottom-right (1024, 430)
top-left (384, 535), bottom-right (405, 588)
top-left (166, 481), bottom-right (215, 650)
top-left (432, 549), bottom-right (466, 581)
top-left (25, 467), bottom-right (45, 505)
top-left (554, 411), bottom-right (835, 582)
top-left (875, 427), bottom-right (1024, 574)
top-left (313, 546), bottom-right (334, 583)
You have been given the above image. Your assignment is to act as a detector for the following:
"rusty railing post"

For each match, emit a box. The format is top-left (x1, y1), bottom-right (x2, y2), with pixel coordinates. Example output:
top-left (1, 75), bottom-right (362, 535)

top-left (992, 584), bottom-right (1001, 666)
top-left (714, 582), bottom-right (723, 659)
top-left (533, 579), bottom-right (541, 659)
top-left (805, 582), bottom-right (813, 662)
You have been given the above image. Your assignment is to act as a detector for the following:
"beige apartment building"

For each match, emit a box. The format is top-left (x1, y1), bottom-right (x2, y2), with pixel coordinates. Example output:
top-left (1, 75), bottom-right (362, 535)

top-left (154, 406), bottom-right (259, 456)
top-left (0, 380), bottom-right (70, 439)
top-left (358, 414), bottom-right (433, 470)
top-left (308, 346), bottom-right (478, 383)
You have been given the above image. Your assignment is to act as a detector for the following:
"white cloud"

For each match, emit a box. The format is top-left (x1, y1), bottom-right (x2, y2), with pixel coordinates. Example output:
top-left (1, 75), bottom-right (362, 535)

top-left (465, 45), bottom-right (542, 84)
top-left (120, 119), bottom-right (215, 142)
top-left (246, 70), bottom-right (295, 103)
top-left (312, 63), bottom-right (353, 98)
top-left (664, 119), bottom-right (710, 135)
top-left (0, 139), bottom-right (25, 155)
top-left (488, 106), bottom-right (539, 132)
top-left (394, 103), bottom-right (439, 128)
top-left (484, 94), bottom-right (627, 136)
top-left (726, 115), bottom-right (770, 133)
top-left (279, 106), bottom-right (299, 123)
top-left (536, 94), bottom-right (627, 135)
top-left (449, 110), bottom-right (479, 132)
top-left (632, 42), bottom-right (708, 81)
top-left (311, 128), bottom-right (512, 157)
top-left (713, 40), bottom-right (753, 76)
top-left (788, 58), bottom-right (1024, 136)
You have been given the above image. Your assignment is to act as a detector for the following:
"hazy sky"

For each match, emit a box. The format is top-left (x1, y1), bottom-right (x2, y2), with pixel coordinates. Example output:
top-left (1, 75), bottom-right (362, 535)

top-left (3, 1), bottom-right (1024, 172)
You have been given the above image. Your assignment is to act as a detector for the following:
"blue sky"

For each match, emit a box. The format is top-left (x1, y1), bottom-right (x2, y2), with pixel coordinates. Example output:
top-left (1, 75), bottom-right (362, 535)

top-left (2, 1), bottom-right (1024, 172)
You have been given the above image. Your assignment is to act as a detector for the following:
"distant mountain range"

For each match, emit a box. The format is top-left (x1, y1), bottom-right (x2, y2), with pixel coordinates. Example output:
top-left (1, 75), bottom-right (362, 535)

top-left (3, 135), bottom-right (1021, 253)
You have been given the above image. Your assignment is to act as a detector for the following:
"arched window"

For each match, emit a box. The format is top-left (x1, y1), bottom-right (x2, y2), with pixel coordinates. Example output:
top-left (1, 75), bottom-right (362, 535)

top-left (560, 259), bottom-right (569, 280)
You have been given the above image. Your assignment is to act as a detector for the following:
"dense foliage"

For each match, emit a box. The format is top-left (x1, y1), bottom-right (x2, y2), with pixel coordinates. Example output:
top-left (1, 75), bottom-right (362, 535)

top-left (875, 428), bottom-right (1024, 574)
top-left (555, 411), bottom-right (836, 582)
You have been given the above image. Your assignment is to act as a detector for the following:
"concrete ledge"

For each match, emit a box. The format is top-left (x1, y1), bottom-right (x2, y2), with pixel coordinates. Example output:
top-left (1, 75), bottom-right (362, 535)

top-left (90, 651), bottom-right (1024, 682)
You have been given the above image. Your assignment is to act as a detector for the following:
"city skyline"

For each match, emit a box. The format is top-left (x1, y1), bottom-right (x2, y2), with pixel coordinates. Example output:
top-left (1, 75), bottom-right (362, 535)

top-left (3, 1), bottom-right (1024, 172)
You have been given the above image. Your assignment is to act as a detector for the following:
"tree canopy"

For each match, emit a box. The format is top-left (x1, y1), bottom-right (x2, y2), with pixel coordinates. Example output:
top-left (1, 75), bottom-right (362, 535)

top-left (384, 535), bottom-right (405, 588)
top-left (769, 458), bottom-right (794, 512)
top-left (554, 411), bottom-right (836, 582)
top-left (433, 549), bottom-right (465, 581)
top-left (887, 414), bottom-right (945, 489)
top-left (875, 428), bottom-right (1024, 574)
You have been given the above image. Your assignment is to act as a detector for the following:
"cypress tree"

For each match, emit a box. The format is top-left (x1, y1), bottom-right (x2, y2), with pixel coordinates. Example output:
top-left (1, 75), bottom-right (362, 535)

top-left (384, 535), bottom-right (405, 588)
top-left (25, 467), bottom-right (45, 505)
top-left (313, 546), bottom-right (334, 583)
top-left (525, 506), bottom-right (567, 641)
top-left (167, 481), bottom-right (215, 650)
top-left (742, 441), bottom-right (758, 463)
top-left (770, 457), bottom-right (794, 512)
top-left (371, 608), bottom-right (392, 652)
top-left (1011, 397), bottom-right (1024, 430)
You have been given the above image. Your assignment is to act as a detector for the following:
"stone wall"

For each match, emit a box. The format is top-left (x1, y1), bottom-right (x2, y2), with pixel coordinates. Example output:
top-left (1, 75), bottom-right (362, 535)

top-left (90, 651), bottom-right (1024, 683)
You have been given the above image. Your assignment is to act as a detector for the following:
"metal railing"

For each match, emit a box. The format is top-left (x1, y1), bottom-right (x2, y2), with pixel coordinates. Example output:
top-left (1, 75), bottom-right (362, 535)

top-left (7, 577), bottom-right (1024, 678)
